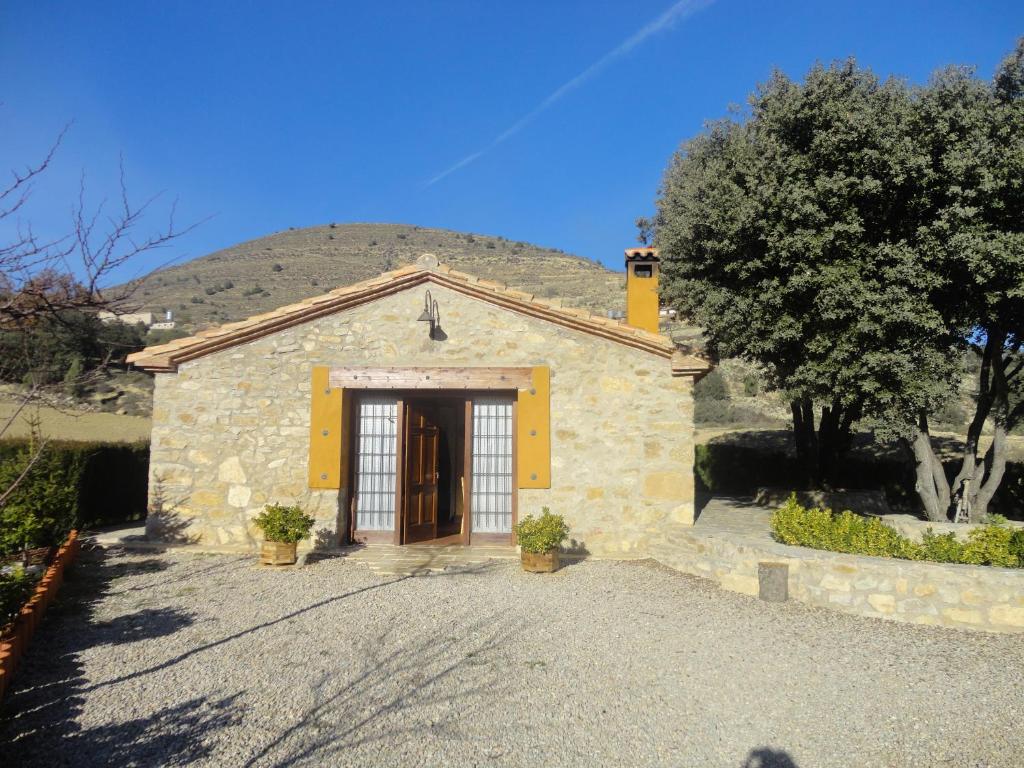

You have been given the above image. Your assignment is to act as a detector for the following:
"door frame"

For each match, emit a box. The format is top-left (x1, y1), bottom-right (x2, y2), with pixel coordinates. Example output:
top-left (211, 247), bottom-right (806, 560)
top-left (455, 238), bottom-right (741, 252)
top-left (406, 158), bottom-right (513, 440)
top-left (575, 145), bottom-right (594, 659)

top-left (347, 389), bottom-right (518, 546)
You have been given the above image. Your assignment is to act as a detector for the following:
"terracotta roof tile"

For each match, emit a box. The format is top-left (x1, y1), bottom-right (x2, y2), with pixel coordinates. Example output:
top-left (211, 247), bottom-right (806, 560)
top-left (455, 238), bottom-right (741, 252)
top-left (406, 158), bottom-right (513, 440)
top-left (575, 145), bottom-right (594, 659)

top-left (127, 257), bottom-right (694, 372)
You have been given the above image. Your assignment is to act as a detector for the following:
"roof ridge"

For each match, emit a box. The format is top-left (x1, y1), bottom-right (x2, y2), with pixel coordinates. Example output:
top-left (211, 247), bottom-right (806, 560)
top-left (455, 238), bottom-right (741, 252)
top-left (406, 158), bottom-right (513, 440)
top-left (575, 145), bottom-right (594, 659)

top-left (128, 256), bottom-right (688, 372)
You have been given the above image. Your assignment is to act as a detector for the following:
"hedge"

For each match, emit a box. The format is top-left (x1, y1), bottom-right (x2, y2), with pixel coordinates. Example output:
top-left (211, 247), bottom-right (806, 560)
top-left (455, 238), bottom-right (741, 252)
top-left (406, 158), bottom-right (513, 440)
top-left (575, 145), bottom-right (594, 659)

top-left (0, 440), bottom-right (149, 555)
top-left (771, 495), bottom-right (1024, 567)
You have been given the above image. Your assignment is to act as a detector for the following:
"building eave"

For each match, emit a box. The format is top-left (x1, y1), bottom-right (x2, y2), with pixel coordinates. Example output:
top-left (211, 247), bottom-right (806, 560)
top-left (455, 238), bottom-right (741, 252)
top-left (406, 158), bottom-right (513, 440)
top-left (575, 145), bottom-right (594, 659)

top-left (127, 257), bottom-right (680, 372)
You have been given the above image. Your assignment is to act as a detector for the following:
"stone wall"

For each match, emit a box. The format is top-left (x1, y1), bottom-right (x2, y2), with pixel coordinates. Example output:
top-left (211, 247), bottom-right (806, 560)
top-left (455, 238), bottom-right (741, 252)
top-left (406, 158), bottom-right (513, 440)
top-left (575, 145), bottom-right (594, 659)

top-left (146, 281), bottom-right (695, 555)
top-left (654, 528), bottom-right (1024, 633)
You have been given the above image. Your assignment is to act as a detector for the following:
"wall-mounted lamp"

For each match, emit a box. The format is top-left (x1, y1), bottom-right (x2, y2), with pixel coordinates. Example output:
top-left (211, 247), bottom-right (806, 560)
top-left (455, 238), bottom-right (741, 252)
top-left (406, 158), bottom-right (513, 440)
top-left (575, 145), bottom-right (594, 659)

top-left (417, 289), bottom-right (446, 341)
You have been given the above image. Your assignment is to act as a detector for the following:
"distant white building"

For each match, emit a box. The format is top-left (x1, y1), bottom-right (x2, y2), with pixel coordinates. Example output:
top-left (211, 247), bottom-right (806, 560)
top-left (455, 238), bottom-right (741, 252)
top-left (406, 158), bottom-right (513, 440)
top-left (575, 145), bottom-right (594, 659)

top-left (149, 321), bottom-right (177, 330)
top-left (98, 311), bottom-right (155, 326)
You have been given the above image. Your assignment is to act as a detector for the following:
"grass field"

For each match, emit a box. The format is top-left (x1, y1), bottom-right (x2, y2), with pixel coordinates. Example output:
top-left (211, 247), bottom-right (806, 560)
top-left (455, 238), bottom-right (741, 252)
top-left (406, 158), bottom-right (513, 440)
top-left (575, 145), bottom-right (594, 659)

top-left (0, 399), bottom-right (152, 443)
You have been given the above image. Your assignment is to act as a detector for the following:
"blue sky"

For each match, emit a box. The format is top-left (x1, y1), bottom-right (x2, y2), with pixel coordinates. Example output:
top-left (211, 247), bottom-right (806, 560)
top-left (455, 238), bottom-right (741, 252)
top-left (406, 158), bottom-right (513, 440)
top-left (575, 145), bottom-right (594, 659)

top-left (1, 1), bottom-right (1021, 282)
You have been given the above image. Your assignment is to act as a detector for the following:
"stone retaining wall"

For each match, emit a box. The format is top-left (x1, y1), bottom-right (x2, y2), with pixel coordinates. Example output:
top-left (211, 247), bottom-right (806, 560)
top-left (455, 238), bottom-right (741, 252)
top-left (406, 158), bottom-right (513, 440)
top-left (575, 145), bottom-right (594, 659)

top-left (653, 528), bottom-right (1024, 633)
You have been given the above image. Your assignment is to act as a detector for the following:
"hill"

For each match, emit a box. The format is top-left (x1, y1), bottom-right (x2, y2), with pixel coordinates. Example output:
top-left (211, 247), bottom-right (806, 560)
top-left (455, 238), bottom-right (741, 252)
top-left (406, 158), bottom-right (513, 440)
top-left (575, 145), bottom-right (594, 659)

top-left (125, 223), bottom-right (627, 332)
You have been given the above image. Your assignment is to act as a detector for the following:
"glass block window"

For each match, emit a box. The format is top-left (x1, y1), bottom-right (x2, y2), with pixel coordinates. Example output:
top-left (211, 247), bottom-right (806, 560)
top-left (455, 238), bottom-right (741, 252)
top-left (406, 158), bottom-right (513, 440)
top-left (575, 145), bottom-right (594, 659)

top-left (354, 397), bottom-right (398, 531)
top-left (471, 398), bottom-right (513, 533)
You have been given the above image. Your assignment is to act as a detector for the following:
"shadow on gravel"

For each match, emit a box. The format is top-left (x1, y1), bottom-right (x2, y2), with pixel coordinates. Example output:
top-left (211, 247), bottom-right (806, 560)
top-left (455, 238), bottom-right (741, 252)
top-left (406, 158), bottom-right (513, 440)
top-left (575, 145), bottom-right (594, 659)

top-left (742, 747), bottom-right (799, 767)
top-left (1, 552), bottom-right (508, 766)
top-left (88, 606), bottom-right (195, 646)
top-left (244, 611), bottom-right (518, 766)
top-left (82, 561), bottom-right (499, 696)
top-left (0, 545), bottom-right (219, 765)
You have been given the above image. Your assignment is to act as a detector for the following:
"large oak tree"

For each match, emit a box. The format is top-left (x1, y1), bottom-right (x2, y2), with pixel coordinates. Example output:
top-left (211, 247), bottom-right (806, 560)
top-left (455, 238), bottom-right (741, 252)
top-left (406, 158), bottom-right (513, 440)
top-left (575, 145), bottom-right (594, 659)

top-left (652, 40), bottom-right (1023, 520)
top-left (908, 44), bottom-right (1024, 521)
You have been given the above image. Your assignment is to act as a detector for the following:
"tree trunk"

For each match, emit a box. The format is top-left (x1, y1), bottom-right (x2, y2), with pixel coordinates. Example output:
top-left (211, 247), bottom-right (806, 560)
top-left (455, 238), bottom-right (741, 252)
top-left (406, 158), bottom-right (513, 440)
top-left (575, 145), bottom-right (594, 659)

top-left (934, 329), bottom-right (1020, 523)
top-left (790, 398), bottom-right (856, 489)
top-left (906, 411), bottom-right (951, 522)
top-left (791, 398), bottom-right (817, 488)
top-left (970, 423), bottom-right (1008, 521)
top-left (950, 333), bottom-right (999, 510)
top-left (969, 342), bottom-right (1013, 521)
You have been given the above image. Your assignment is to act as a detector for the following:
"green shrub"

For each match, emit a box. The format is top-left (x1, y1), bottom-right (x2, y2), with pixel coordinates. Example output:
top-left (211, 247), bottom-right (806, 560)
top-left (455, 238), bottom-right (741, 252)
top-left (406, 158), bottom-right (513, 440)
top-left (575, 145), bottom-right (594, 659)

top-left (253, 504), bottom-right (315, 544)
top-left (693, 369), bottom-right (729, 401)
top-left (771, 494), bottom-right (1023, 568)
top-left (63, 355), bottom-right (85, 398)
top-left (919, 530), bottom-right (964, 563)
top-left (741, 372), bottom-right (761, 397)
top-left (961, 524), bottom-right (1019, 567)
top-left (1009, 530), bottom-right (1024, 566)
top-left (0, 439), bottom-right (149, 548)
top-left (514, 508), bottom-right (569, 554)
top-left (771, 496), bottom-right (917, 558)
top-left (0, 444), bottom-right (83, 556)
top-left (0, 567), bottom-right (35, 627)
top-left (834, 511), bottom-right (920, 559)
top-left (770, 496), bottom-right (833, 548)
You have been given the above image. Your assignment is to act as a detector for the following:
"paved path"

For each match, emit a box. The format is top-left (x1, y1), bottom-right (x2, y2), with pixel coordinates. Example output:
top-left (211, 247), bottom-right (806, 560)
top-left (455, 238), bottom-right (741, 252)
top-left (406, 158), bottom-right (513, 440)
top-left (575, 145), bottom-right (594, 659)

top-left (693, 497), bottom-right (774, 543)
top-left (2, 546), bottom-right (1021, 767)
top-left (84, 526), bottom-right (519, 577)
top-left (331, 542), bottom-right (517, 576)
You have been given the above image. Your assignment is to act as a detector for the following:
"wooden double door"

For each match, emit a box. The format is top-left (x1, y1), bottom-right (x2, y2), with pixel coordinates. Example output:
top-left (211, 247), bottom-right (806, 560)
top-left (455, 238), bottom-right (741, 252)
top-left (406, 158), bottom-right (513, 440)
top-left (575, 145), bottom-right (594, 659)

top-left (403, 402), bottom-right (442, 543)
top-left (350, 394), bottom-right (512, 545)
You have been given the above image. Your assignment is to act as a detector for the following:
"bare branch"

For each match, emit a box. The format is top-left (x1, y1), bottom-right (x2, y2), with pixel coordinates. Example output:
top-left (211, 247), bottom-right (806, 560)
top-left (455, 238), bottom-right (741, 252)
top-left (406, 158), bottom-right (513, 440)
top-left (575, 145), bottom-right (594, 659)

top-left (0, 123), bottom-right (70, 220)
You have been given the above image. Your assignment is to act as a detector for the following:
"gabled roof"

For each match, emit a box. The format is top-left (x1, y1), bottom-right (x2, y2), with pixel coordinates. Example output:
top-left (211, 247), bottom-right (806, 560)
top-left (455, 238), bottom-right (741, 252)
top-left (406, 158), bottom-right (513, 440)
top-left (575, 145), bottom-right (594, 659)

top-left (128, 254), bottom-right (710, 376)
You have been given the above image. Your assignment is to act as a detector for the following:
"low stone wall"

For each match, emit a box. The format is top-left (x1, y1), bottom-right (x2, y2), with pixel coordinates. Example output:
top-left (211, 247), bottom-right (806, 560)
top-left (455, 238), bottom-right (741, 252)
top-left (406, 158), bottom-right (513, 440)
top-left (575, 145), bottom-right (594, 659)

top-left (653, 527), bottom-right (1024, 633)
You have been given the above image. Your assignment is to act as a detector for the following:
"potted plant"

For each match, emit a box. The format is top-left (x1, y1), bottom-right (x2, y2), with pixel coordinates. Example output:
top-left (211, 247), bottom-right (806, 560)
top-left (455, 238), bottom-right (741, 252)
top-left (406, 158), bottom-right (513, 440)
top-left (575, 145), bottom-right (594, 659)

top-left (514, 508), bottom-right (569, 573)
top-left (253, 504), bottom-right (315, 565)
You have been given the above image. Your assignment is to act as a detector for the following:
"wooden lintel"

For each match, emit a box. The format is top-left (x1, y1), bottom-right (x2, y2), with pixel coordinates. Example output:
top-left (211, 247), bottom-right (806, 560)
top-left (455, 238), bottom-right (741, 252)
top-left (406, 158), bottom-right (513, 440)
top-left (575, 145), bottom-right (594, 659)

top-left (328, 366), bottom-right (533, 390)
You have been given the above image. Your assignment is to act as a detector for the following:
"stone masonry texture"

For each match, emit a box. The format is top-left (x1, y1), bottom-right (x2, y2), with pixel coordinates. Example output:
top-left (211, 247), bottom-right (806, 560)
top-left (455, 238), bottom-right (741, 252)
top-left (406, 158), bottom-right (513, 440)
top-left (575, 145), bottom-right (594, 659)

top-left (654, 516), bottom-right (1024, 633)
top-left (146, 282), bottom-right (695, 556)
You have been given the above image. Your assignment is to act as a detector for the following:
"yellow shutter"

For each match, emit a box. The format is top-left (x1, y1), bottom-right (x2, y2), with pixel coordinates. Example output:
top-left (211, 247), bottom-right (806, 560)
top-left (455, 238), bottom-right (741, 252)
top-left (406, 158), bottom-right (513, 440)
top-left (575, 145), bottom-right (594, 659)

top-left (308, 366), bottom-right (349, 489)
top-left (517, 365), bottom-right (550, 489)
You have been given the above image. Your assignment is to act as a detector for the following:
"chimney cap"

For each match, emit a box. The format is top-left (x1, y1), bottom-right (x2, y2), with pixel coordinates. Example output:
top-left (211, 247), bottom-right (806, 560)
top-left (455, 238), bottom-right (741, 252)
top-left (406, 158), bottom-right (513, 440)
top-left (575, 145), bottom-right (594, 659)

top-left (624, 247), bottom-right (660, 262)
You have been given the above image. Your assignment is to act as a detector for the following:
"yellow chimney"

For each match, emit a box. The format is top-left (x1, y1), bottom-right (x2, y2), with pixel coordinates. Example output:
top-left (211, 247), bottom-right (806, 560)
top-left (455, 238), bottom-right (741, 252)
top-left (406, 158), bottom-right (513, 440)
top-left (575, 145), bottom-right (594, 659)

top-left (624, 247), bottom-right (660, 334)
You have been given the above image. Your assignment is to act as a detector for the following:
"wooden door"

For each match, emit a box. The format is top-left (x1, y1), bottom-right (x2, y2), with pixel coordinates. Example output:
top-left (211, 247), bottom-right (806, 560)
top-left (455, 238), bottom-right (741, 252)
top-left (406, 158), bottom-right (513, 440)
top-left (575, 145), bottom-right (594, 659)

top-left (403, 402), bottom-right (440, 543)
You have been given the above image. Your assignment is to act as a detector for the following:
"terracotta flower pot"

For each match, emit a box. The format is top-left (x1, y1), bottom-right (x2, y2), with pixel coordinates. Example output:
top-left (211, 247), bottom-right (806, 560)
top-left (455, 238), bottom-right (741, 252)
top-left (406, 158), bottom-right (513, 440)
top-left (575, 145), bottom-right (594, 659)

top-left (260, 541), bottom-right (298, 566)
top-left (520, 549), bottom-right (559, 573)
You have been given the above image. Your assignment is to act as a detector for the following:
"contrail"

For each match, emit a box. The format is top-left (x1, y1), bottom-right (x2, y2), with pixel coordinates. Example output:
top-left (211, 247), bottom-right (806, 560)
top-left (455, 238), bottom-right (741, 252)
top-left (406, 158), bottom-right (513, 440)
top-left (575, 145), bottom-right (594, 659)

top-left (424, 0), bottom-right (716, 187)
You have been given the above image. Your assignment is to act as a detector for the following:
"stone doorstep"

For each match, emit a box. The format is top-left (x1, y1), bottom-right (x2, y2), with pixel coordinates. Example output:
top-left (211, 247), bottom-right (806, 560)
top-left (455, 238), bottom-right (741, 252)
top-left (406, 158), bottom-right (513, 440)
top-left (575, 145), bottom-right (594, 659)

top-left (339, 544), bottom-right (518, 576)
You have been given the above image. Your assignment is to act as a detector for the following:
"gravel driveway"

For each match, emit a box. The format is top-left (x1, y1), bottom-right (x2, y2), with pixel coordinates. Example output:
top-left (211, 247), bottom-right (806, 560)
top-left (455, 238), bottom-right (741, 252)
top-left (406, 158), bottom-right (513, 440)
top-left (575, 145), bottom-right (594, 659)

top-left (2, 547), bottom-right (1022, 767)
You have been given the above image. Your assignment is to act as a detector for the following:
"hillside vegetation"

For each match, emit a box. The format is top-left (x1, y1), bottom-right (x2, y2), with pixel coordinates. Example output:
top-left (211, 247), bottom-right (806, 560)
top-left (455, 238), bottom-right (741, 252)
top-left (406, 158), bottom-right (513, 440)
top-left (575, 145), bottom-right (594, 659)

top-left (124, 223), bottom-right (627, 332)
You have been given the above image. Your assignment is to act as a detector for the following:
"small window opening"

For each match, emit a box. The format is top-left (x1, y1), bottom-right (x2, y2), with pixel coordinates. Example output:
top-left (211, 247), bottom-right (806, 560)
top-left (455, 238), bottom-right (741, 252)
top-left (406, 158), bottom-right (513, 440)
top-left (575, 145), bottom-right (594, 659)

top-left (633, 264), bottom-right (654, 278)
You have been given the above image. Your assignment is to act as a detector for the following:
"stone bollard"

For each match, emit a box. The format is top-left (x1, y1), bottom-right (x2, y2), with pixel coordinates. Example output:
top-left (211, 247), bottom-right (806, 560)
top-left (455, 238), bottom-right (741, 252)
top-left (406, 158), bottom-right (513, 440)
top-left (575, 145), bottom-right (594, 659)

top-left (758, 562), bottom-right (789, 602)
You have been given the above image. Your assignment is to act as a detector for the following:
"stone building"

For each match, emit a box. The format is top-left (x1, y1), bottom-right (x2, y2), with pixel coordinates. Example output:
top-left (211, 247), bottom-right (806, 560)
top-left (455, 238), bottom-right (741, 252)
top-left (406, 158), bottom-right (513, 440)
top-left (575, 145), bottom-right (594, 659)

top-left (128, 249), bottom-right (710, 556)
